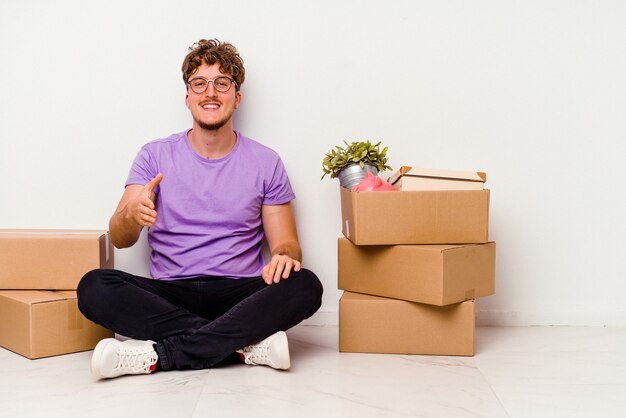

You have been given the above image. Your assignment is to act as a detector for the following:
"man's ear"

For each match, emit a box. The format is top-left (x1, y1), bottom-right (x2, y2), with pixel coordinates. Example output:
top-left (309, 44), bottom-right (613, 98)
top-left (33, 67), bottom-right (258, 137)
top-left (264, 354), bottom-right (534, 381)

top-left (185, 94), bottom-right (190, 108)
top-left (235, 91), bottom-right (242, 109)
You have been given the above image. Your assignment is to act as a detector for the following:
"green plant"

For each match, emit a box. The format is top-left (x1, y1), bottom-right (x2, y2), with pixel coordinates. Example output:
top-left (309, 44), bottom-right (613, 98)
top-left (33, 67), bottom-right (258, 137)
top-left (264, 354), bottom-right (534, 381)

top-left (321, 140), bottom-right (392, 180)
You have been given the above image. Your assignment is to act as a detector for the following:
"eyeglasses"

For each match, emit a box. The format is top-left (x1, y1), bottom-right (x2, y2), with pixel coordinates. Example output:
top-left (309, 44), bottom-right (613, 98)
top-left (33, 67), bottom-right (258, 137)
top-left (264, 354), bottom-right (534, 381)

top-left (187, 76), bottom-right (237, 94)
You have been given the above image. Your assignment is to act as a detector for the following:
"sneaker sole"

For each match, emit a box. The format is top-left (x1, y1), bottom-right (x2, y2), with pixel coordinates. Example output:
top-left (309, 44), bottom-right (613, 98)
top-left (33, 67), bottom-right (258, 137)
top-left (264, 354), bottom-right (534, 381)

top-left (91, 338), bottom-right (116, 379)
top-left (273, 331), bottom-right (291, 370)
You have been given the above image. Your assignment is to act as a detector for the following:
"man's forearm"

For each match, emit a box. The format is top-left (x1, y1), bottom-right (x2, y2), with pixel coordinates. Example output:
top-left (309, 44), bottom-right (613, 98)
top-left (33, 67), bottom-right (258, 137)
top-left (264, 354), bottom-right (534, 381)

top-left (109, 208), bottom-right (142, 249)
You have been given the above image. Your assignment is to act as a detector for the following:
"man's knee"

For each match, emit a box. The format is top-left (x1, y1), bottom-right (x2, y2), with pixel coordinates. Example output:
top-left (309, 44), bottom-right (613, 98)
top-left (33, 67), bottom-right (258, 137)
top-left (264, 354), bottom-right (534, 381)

top-left (76, 269), bottom-right (107, 320)
top-left (293, 268), bottom-right (323, 311)
top-left (77, 269), bottom-right (105, 302)
top-left (76, 269), bottom-right (121, 316)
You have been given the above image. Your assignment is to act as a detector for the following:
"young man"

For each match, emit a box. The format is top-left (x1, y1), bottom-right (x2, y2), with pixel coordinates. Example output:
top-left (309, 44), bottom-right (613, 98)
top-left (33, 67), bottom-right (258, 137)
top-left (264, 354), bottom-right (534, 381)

top-left (77, 39), bottom-right (323, 379)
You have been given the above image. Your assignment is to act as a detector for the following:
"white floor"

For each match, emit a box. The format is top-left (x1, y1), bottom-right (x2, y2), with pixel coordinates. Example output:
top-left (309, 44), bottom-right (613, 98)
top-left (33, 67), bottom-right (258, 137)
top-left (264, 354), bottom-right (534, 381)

top-left (1, 326), bottom-right (626, 418)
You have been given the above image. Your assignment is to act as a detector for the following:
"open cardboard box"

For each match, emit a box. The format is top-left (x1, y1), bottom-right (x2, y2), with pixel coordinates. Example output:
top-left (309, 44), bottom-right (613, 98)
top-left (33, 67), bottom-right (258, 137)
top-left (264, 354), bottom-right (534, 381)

top-left (0, 229), bottom-right (113, 290)
top-left (338, 238), bottom-right (495, 306)
top-left (339, 292), bottom-right (475, 356)
top-left (388, 166), bottom-right (486, 191)
top-left (340, 187), bottom-right (490, 245)
top-left (0, 290), bottom-right (113, 359)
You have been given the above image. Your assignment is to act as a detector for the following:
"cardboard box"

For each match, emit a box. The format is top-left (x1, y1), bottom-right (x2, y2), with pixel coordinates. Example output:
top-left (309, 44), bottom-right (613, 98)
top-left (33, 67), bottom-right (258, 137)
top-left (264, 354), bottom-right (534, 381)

top-left (0, 229), bottom-right (113, 290)
top-left (340, 187), bottom-right (490, 245)
top-left (388, 166), bottom-right (486, 191)
top-left (338, 238), bottom-right (495, 306)
top-left (0, 290), bottom-right (113, 359)
top-left (339, 292), bottom-right (474, 356)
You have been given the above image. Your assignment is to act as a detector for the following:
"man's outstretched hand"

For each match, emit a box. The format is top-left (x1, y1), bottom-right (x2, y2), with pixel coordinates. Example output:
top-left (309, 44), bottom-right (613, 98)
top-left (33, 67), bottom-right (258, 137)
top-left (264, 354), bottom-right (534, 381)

top-left (127, 173), bottom-right (163, 227)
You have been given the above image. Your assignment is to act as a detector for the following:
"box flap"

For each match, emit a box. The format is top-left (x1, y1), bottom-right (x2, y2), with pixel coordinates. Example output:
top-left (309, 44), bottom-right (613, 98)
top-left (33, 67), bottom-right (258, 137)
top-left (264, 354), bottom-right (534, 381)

top-left (338, 237), bottom-right (478, 253)
top-left (439, 242), bottom-right (495, 253)
top-left (388, 166), bottom-right (486, 185)
top-left (342, 291), bottom-right (366, 302)
top-left (0, 229), bottom-right (107, 239)
top-left (0, 290), bottom-right (77, 305)
top-left (387, 166), bottom-right (414, 185)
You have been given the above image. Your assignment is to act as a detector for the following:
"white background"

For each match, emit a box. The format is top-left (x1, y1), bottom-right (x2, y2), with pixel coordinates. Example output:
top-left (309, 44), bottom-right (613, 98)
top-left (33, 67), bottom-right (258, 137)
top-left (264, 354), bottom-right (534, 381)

top-left (1, 0), bottom-right (625, 326)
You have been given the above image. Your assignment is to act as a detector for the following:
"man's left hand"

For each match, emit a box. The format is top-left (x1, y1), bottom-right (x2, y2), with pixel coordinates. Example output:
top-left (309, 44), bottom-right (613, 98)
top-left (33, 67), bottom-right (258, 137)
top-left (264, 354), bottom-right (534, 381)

top-left (262, 254), bottom-right (301, 285)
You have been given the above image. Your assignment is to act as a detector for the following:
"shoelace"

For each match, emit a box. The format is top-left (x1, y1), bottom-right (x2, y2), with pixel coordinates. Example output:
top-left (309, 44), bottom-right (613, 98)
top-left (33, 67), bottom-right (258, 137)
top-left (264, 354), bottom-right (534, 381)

top-left (241, 342), bottom-right (270, 364)
top-left (115, 346), bottom-right (157, 373)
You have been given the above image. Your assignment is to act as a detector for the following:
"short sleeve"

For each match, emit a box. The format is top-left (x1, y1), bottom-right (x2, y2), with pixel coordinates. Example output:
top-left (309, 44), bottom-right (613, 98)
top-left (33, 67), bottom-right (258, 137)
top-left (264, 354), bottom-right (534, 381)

top-left (263, 157), bottom-right (295, 205)
top-left (126, 146), bottom-right (159, 193)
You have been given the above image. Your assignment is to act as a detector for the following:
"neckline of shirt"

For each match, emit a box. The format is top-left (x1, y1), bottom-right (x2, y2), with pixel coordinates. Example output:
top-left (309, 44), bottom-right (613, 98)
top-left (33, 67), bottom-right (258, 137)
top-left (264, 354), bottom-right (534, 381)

top-left (183, 129), bottom-right (241, 163)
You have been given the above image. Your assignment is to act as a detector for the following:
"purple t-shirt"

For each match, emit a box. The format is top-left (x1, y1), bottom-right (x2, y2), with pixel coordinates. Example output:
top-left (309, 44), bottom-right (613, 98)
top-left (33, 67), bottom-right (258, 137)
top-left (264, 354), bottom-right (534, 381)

top-left (126, 130), bottom-right (295, 280)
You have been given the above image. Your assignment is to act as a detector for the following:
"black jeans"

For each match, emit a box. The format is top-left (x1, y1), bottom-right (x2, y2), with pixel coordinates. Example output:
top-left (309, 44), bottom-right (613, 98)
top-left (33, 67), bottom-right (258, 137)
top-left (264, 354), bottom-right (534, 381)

top-left (76, 268), bottom-right (323, 371)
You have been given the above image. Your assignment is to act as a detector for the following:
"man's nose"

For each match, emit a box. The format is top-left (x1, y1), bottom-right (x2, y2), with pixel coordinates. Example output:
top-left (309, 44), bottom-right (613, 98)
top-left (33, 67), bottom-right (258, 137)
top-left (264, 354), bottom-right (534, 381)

top-left (204, 81), bottom-right (218, 96)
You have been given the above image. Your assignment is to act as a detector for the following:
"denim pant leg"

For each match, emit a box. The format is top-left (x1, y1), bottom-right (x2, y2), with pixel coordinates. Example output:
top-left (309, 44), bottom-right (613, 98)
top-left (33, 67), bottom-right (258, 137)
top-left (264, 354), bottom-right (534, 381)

top-left (156, 268), bottom-right (323, 370)
top-left (77, 269), bottom-right (212, 342)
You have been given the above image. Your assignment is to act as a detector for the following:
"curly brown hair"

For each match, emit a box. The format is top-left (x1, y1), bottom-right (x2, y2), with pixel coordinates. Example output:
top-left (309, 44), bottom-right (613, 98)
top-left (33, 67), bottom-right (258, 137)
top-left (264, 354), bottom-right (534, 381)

top-left (181, 39), bottom-right (245, 90)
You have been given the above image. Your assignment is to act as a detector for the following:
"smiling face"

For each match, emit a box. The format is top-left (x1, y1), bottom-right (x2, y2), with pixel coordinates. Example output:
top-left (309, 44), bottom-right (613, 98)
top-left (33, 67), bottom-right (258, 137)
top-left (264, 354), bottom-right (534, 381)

top-left (185, 63), bottom-right (242, 132)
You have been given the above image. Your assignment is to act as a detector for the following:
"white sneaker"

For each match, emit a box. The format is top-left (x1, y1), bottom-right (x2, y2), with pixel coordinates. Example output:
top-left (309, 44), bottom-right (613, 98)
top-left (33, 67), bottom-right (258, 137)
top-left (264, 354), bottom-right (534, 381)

top-left (91, 338), bottom-right (158, 379)
top-left (237, 331), bottom-right (290, 370)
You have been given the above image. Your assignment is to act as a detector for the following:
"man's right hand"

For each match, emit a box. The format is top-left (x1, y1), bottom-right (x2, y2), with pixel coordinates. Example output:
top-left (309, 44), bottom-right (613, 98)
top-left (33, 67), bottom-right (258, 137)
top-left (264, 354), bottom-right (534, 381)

top-left (109, 173), bottom-right (163, 249)
top-left (127, 173), bottom-right (163, 227)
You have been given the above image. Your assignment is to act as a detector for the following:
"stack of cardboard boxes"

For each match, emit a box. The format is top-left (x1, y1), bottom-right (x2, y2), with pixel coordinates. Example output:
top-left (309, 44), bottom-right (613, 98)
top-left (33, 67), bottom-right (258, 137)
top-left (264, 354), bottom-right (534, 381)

top-left (0, 230), bottom-right (114, 359)
top-left (337, 167), bottom-right (496, 356)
